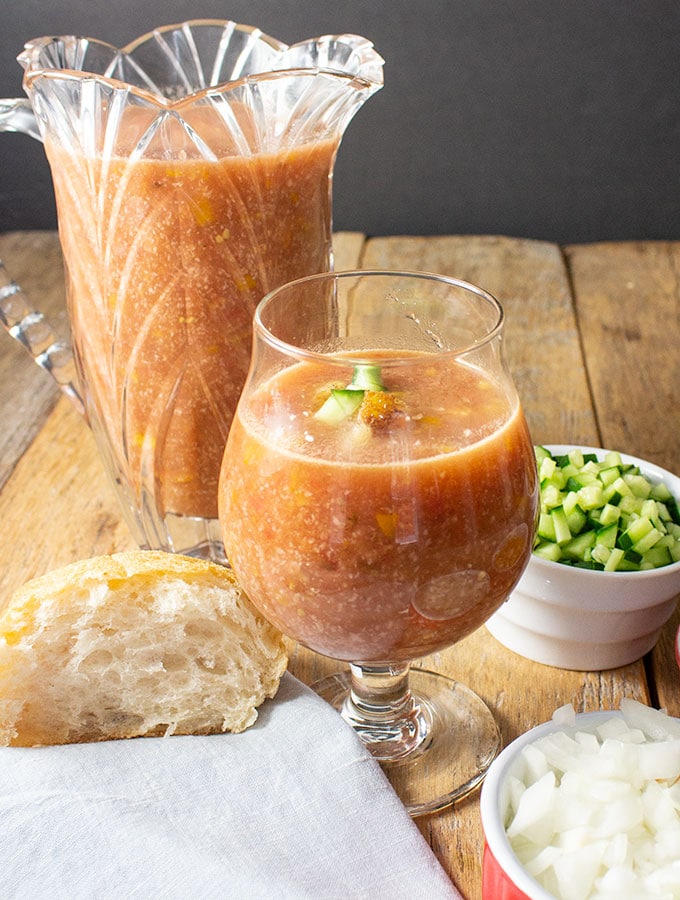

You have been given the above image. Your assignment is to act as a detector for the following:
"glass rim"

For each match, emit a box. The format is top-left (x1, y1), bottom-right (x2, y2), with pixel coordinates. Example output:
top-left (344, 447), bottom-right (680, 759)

top-left (22, 65), bottom-right (376, 109)
top-left (254, 269), bottom-right (505, 367)
top-left (19, 21), bottom-right (383, 106)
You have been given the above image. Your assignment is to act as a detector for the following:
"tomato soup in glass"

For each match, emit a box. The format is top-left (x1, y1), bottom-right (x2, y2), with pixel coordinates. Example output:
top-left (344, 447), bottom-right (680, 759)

top-left (220, 351), bottom-right (537, 663)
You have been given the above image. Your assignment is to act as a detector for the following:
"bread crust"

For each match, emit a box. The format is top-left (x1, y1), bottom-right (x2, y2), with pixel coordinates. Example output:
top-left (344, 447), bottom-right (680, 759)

top-left (0, 552), bottom-right (288, 746)
top-left (4, 551), bottom-right (241, 605)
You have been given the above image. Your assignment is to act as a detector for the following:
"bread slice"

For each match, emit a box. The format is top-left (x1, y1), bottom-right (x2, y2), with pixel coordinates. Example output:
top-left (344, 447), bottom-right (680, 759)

top-left (0, 551), bottom-right (287, 746)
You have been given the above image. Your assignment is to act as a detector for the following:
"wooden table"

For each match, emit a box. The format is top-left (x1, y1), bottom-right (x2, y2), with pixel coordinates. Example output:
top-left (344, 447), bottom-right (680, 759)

top-left (1, 230), bottom-right (679, 899)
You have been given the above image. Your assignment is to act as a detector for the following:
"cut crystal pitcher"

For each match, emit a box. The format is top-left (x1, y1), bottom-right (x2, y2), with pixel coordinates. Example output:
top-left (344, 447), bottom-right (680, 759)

top-left (0, 20), bottom-right (383, 562)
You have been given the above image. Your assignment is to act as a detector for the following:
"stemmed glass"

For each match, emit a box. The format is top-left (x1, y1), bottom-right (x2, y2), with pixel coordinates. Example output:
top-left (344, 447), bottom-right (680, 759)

top-left (219, 271), bottom-right (538, 815)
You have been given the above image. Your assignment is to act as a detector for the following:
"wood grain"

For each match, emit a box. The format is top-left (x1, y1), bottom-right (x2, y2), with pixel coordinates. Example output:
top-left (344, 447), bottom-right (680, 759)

top-left (565, 240), bottom-right (680, 730)
top-left (0, 398), bottom-right (134, 603)
top-left (361, 234), bottom-right (599, 445)
top-left (564, 241), bottom-right (680, 472)
top-left (1, 232), bottom-right (679, 900)
top-left (0, 231), bottom-right (67, 488)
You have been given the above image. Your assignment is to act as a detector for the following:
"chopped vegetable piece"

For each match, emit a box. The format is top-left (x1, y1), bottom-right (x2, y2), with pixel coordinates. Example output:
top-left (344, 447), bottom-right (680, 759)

top-left (314, 388), bottom-right (364, 424)
top-left (348, 364), bottom-right (385, 392)
top-left (550, 507), bottom-right (572, 545)
top-left (531, 446), bottom-right (680, 570)
top-left (314, 364), bottom-right (386, 423)
top-left (505, 702), bottom-right (680, 899)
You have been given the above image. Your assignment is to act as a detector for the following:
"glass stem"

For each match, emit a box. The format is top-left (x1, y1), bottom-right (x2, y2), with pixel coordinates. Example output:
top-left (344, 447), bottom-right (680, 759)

top-left (340, 663), bottom-right (433, 761)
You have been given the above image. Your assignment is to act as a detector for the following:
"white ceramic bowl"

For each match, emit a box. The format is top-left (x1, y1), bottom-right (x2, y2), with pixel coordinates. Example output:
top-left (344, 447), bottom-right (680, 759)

top-left (480, 710), bottom-right (636, 900)
top-left (487, 445), bottom-right (680, 670)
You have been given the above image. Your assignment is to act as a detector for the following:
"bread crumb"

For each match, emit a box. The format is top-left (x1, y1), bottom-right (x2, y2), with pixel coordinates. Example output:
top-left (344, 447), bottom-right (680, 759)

top-left (358, 391), bottom-right (406, 431)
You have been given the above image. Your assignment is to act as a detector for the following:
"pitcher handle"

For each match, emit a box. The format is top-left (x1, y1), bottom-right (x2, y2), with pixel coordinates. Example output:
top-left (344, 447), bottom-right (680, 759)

top-left (0, 98), bottom-right (42, 141)
top-left (0, 258), bottom-right (84, 417)
top-left (0, 103), bottom-right (84, 414)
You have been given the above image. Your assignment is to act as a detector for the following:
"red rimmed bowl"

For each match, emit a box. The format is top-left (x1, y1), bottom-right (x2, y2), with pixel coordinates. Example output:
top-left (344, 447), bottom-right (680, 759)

top-left (480, 706), bottom-right (680, 898)
top-left (479, 714), bottom-right (588, 900)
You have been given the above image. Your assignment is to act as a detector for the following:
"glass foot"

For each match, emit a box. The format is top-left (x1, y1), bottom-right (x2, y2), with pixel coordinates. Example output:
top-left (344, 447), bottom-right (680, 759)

top-left (313, 667), bottom-right (501, 817)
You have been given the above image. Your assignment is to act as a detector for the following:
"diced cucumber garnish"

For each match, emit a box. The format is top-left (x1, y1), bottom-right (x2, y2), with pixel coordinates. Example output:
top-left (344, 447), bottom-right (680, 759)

top-left (314, 389), bottom-right (364, 424)
top-left (551, 507), bottom-right (572, 545)
top-left (315, 364), bottom-right (385, 423)
top-left (562, 530), bottom-right (596, 561)
top-left (537, 512), bottom-right (556, 542)
top-left (531, 446), bottom-right (680, 571)
top-left (604, 547), bottom-right (625, 571)
top-left (346, 364), bottom-right (385, 392)
top-left (619, 516), bottom-right (653, 549)
top-left (595, 523), bottom-right (618, 549)
top-left (565, 504), bottom-right (587, 536)
top-left (533, 541), bottom-right (563, 562)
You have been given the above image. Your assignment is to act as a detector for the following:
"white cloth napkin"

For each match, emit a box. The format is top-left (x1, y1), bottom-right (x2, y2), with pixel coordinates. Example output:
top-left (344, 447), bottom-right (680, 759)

top-left (0, 673), bottom-right (462, 900)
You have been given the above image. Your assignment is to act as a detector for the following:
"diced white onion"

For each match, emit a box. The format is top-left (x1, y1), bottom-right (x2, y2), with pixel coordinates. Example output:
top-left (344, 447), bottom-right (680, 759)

top-left (552, 703), bottom-right (577, 728)
top-left (505, 700), bottom-right (680, 899)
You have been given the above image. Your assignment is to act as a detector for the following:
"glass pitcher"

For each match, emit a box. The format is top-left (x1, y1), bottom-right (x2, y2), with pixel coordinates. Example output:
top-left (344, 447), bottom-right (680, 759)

top-left (0, 20), bottom-right (383, 563)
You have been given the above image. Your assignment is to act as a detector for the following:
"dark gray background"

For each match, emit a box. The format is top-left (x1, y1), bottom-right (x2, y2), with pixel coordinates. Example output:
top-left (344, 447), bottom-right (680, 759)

top-left (1, 1), bottom-right (678, 242)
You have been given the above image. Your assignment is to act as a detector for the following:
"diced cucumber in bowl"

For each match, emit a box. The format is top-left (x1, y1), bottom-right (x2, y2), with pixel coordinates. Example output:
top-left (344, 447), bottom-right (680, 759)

top-left (533, 445), bottom-right (680, 571)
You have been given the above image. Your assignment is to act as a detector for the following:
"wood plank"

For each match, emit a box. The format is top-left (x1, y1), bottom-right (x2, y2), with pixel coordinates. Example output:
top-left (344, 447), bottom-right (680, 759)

top-left (361, 235), bottom-right (599, 446)
top-left (563, 241), bottom-right (680, 473)
top-left (564, 241), bottom-right (680, 721)
top-left (332, 231), bottom-right (365, 271)
top-left (653, 604), bottom-right (680, 716)
top-left (2, 233), bottom-right (674, 900)
top-left (0, 231), bottom-right (67, 489)
top-left (0, 398), bottom-right (135, 602)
